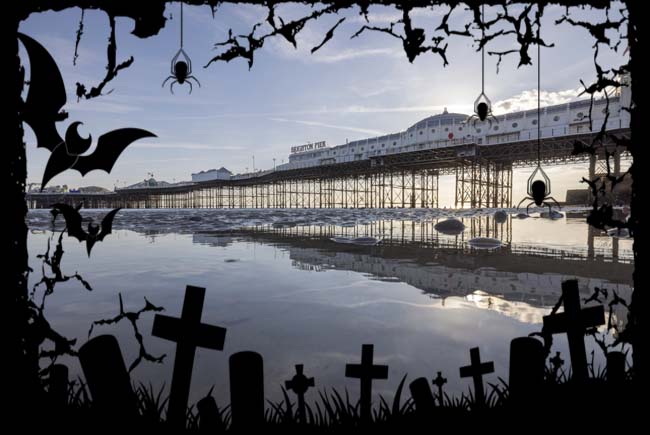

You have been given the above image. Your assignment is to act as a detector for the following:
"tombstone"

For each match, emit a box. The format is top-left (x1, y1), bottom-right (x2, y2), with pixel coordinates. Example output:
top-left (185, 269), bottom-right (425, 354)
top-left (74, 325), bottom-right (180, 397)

top-left (509, 337), bottom-right (545, 403)
top-left (345, 344), bottom-right (388, 422)
top-left (230, 351), bottom-right (264, 430)
top-left (285, 364), bottom-right (315, 424)
top-left (459, 347), bottom-right (494, 408)
top-left (197, 395), bottom-right (220, 432)
top-left (79, 334), bottom-right (138, 418)
top-left (48, 364), bottom-right (69, 408)
top-left (152, 285), bottom-right (227, 429)
top-left (543, 280), bottom-right (605, 381)
top-left (432, 371), bottom-right (447, 405)
top-left (606, 352), bottom-right (626, 384)
top-left (409, 377), bottom-right (436, 414)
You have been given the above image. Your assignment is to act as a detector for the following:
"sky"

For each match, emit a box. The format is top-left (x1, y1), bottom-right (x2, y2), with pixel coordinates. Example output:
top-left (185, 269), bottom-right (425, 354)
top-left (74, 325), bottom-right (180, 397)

top-left (19, 2), bottom-right (628, 205)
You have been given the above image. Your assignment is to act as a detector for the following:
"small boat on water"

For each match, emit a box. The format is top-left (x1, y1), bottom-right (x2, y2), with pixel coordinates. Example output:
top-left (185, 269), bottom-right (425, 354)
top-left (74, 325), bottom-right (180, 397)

top-left (468, 237), bottom-right (502, 250)
top-left (434, 218), bottom-right (465, 235)
top-left (330, 236), bottom-right (383, 246)
top-left (494, 210), bottom-right (508, 223)
top-left (540, 210), bottom-right (564, 219)
top-left (272, 221), bottom-right (297, 228)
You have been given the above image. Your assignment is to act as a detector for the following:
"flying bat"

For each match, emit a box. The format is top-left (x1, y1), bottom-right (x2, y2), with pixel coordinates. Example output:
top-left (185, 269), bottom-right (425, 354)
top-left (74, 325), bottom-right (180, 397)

top-left (18, 33), bottom-right (156, 190)
top-left (51, 203), bottom-right (121, 256)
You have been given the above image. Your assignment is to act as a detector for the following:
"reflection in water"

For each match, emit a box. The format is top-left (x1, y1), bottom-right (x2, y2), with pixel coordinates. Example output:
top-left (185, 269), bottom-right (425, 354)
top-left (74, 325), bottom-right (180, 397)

top-left (195, 224), bottom-right (631, 329)
top-left (236, 214), bottom-right (632, 263)
top-left (26, 209), bottom-right (633, 405)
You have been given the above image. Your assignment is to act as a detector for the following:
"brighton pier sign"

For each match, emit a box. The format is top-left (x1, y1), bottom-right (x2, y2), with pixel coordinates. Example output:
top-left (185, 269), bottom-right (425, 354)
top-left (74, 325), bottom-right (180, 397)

top-left (291, 141), bottom-right (327, 154)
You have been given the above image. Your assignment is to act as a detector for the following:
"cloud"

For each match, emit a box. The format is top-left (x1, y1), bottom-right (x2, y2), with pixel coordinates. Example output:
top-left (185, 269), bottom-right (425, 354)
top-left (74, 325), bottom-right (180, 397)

top-left (132, 142), bottom-right (244, 150)
top-left (348, 6), bottom-right (453, 24)
top-left (311, 47), bottom-right (401, 63)
top-left (493, 88), bottom-right (583, 114)
top-left (169, 103), bottom-right (473, 121)
top-left (226, 2), bottom-right (269, 27)
top-left (345, 80), bottom-right (404, 99)
top-left (263, 19), bottom-right (402, 64)
top-left (23, 33), bottom-right (103, 67)
top-left (269, 117), bottom-right (386, 136)
top-left (121, 157), bottom-right (199, 165)
top-left (336, 104), bottom-right (472, 115)
top-left (67, 99), bottom-right (144, 114)
top-left (278, 42), bottom-right (401, 64)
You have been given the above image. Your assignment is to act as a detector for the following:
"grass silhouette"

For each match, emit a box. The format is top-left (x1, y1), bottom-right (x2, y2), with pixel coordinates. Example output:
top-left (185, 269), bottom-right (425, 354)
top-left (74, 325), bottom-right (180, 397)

top-left (42, 362), bottom-right (636, 432)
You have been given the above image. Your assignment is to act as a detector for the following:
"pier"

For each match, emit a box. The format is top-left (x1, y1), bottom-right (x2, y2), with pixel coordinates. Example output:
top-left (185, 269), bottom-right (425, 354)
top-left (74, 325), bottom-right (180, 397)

top-left (27, 128), bottom-right (629, 210)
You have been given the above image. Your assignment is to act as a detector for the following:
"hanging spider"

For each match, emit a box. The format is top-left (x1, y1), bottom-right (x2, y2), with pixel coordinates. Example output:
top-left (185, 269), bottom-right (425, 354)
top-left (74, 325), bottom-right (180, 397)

top-left (162, 2), bottom-right (200, 94)
top-left (517, 29), bottom-right (558, 216)
top-left (516, 164), bottom-right (561, 214)
top-left (465, 92), bottom-right (498, 128)
top-left (162, 48), bottom-right (201, 94)
top-left (464, 5), bottom-right (499, 131)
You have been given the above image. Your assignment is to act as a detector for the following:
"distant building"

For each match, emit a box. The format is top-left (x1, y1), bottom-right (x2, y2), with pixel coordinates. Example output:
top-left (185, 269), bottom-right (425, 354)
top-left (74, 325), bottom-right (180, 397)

top-left (565, 189), bottom-right (590, 206)
top-left (38, 185), bottom-right (68, 193)
top-left (565, 174), bottom-right (632, 206)
top-left (276, 84), bottom-right (631, 172)
top-left (192, 167), bottom-right (233, 182)
top-left (78, 186), bottom-right (111, 193)
top-left (123, 177), bottom-right (171, 189)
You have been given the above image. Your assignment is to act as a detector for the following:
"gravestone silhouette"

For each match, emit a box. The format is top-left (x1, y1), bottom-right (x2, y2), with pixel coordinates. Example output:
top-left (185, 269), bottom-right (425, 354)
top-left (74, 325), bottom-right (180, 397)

top-left (230, 351), bottom-right (264, 429)
top-left (285, 364), bottom-right (315, 424)
top-left (459, 347), bottom-right (494, 408)
top-left (79, 334), bottom-right (138, 418)
top-left (48, 363), bottom-right (69, 408)
top-left (543, 280), bottom-right (605, 381)
top-left (509, 337), bottom-right (545, 403)
top-left (409, 377), bottom-right (436, 414)
top-left (432, 371), bottom-right (447, 405)
top-left (197, 394), bottom-right (220, 432)
top-left (345, 344), bottom-right (388, 422)
top-left (606, 351), bottom-right (626, 384)
top-left (152, 285), bottom-right (227, 428)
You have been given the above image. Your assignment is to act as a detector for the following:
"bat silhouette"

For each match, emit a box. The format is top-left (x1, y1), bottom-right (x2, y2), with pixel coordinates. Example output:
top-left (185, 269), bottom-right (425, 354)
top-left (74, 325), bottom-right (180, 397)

top-left (51, 203), bottom-right (121, 256)
top-left (18, 33), bottom-right (156, 190)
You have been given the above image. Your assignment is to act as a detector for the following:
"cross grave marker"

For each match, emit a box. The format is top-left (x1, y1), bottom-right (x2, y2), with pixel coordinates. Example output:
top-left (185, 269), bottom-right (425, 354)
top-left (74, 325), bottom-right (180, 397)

top-left (285, 364), bottom-right (315, 424)
top-left (543, 280), bottom-right (605, 381)
top-left (459, 347), bottom-right (494, 407)
top-left (345, 344), bottom-right (388, 422)
top-left (151, 285), bottom-right (227, 428)
top-left (432, 371), bottom-right (447, 405)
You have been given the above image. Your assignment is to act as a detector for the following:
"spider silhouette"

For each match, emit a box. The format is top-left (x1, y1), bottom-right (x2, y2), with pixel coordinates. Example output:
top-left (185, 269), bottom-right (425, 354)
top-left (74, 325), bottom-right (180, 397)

top-left (516, 164), bottom-right (561, 214)
top-left (162, 48), bottom-right (201, 94)
top-left (465, 92), bottom-right (499, 129)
